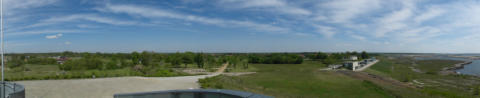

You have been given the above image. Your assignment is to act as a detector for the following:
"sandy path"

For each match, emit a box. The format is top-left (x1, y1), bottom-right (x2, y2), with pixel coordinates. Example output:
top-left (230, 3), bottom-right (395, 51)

top-left (15, 63), bottom-right (228, 98)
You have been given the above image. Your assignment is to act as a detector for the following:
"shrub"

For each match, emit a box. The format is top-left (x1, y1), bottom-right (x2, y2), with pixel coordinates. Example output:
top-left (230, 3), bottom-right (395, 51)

top-left (426, 71), bottom-right (437, 75)
top-left (27, 58), bottom-right (57, 65)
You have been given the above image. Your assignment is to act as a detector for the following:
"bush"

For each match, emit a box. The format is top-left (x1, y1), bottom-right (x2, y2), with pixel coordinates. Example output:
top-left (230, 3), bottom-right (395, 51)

top-left (7, 59), bottom-right (24, 68)
top-left (425, 71), bottom-right (437, 75)
top-left (27, 58), bottom-right (57, 65)
top-left (59, 57), bottom-right (104, 70)
top-left (198, 75), bottom-right (223, 89)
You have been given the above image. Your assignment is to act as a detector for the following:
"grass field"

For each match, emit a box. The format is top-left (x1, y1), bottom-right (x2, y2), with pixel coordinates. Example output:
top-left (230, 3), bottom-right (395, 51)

top-left (199, 55), bottom-right (480, 98)
top-left (199, 60), bottom-right (427, 97)
top-left (365, 56), bottom-right (480, 98)
top-left (5, 64), bottom-right (193, 81)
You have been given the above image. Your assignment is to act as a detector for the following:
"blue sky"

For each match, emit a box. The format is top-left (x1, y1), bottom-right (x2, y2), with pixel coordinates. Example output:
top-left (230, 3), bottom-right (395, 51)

top-left (4, 0), bottom-right (480, 53)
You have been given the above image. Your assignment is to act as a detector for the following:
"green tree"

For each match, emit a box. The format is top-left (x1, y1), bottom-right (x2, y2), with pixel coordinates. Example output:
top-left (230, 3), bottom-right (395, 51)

top-left (229, 56), bottom-right (240, 68)
top-left (322, 56), bottom-right (336, 65)
top-left (7, 58), bottom-right (24, 68)
top-left (106, 59), bottom-right (119, 70)
top-left (166, 52), bottom-right (183, 68)
top-left (62, 51), bottom-right (74, 57)
top-left (248, 54), bottom-right (261, 63)
top-left (316, 52), bottom-right (328, 60)
top-left (120, 58), bottom-right (133, 68)
top-left (182, 52), bottom-right (195, 68)
top-left (361, 51), bottom-right (369, 59)
top-left (84, 57), bottom-right (104, 70)
top-left (131, 51), bottom-right (141, 65)
top-left (27, 58), bottom-right (57, 65)
top-left (141, 51), bottom-right (153, 66)
top-left (194, 53), bottom-right (205, 68)
top-left (351, 51), bottom-right (358, 56)
top-left (204, 55), bottom-right (216, 68)
top-left (241, 57), bottom-right (249, 69)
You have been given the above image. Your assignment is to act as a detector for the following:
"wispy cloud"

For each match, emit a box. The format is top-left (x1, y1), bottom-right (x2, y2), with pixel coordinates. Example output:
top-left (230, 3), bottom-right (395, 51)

top-left (42, 14), bottom-right (138, 26)
top-left (45, 33), bottom-right (63, 39)
top-left (216, 0), bottom-right (311, 15)
top-left (4, 0), bottom-right (58, 15)
top-left (414, 7), bottom-right (445, 24)
top-left (318, 0), bottom-right (381, 23)
top-left (5, 0), bottom-right (480, 53)
top-left (350, 34), bottom-right (366, 41)
top-left (7, 30), bottom-right (81, 36)
top-left (374, 8), bottom-right (412, 38)
top-left (64, 41), bottom-right (72, 45)
top-left (99, 4), bottom-right (291, 33)
top-left (6, 14), bottom-right (138, 33)
top-left (313, 25), bottom-right (336, 38)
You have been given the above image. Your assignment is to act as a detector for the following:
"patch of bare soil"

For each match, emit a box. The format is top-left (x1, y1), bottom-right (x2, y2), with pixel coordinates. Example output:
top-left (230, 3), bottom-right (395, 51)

top-left (222, 72), bottom-right (256, 76)
top-left (182, 68), bottom-right (213, 75)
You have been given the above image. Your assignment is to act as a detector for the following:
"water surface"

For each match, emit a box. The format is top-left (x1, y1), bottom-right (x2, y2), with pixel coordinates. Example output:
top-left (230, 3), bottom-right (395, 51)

top-left (413, 54), bottom-right (480, 76)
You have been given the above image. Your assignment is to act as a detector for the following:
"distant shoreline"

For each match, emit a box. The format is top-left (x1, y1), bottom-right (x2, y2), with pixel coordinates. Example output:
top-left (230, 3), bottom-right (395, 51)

top-left (443, 61), bottom-right (473, 75)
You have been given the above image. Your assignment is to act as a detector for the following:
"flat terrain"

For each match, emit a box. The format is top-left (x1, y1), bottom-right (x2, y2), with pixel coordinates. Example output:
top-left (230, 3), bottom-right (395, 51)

top-left (200, 56), bottom-right (480, 98)
top-left (365, 56), bottom-right (480, 98)
top-left (17, 76), bottom-right (201, 98)
top-left (16, 64), bottom-right (228, 98)
top-left (199, 61), bottom-right (422, 98)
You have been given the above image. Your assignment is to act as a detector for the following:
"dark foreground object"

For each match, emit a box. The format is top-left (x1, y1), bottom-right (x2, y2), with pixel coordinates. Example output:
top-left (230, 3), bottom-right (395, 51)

top-left (0, 82), bottom-right (25, 98)
top-left (114, 89), bottom-right (273, 98)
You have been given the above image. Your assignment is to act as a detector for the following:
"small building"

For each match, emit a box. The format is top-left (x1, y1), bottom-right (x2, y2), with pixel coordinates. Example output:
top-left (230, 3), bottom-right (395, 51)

top-left (343, 61), bottom-right (359, 71)
top-left (344, 56), bottom-right (358, 61)
top-left (56, 56), bottom-right (69, 64)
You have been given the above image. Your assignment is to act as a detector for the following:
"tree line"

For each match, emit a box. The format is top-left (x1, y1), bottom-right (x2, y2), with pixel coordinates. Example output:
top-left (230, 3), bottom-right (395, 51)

top-left (56, 51), bottom-right (305, 71)
top-left (248, 53), bottom-right (303, 64)
top-left (6, 51), bottom-right (373, 71)
top-left (305, 51), bottom-right (371, 65)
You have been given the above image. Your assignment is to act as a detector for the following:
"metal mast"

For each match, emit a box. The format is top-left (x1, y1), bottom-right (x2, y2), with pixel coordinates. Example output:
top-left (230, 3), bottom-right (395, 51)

top-left (1, 0), bottom-right (4, 97)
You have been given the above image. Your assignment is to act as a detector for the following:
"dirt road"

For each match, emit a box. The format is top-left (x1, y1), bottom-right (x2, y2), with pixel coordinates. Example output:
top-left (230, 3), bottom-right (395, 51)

top-left (15, 63), bottom-right (228, 98)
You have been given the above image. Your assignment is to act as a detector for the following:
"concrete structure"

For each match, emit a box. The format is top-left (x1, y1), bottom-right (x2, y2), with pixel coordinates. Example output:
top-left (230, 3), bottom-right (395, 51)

top-left (344, 56), bottom-right (358, 61)
top-left (343, 57), bottom-right (379, 71)
top-left (343, 61), bottom-right (360, 71)
top-left (354, 59), bottom-right (379, 71)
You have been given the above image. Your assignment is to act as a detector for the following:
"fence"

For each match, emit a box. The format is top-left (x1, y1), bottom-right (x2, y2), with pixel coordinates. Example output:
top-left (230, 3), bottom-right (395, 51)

top-left (0, 82), bottom-right (25, 98)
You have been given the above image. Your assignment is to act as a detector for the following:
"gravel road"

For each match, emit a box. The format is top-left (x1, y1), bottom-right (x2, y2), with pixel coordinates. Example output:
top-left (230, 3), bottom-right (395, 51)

top-left (15, 64), bottom-right (228, 98)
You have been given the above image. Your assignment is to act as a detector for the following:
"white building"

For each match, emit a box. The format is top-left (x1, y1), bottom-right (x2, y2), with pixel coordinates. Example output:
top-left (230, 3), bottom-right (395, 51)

top-left (343, 61), bottom-right (360, 71)
top-left (349, 56), bottom-right (358, 61)
top-left (344, 56), bottom-right (358, 61)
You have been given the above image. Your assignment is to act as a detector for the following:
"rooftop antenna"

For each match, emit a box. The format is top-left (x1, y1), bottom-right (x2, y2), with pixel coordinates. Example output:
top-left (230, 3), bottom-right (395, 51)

top-left (1, 0), bottom-right (5, 97)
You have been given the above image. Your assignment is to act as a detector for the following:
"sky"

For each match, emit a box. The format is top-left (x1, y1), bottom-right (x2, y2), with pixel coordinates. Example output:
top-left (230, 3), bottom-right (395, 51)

top-left (4, 0), bottom-right (480, 53)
